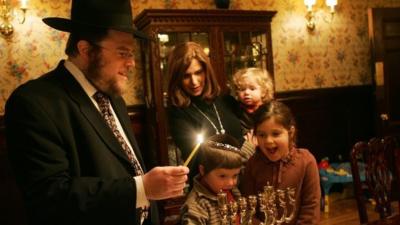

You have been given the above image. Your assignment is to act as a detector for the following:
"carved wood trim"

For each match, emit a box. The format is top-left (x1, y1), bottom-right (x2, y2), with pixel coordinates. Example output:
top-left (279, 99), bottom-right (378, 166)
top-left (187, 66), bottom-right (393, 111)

top-left (134, 9), bottom-right (277, 29)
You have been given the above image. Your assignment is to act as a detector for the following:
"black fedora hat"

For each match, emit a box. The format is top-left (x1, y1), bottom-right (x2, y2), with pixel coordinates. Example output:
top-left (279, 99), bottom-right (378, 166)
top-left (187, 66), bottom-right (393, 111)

top-left (42, 0), bottom-right (148, 39)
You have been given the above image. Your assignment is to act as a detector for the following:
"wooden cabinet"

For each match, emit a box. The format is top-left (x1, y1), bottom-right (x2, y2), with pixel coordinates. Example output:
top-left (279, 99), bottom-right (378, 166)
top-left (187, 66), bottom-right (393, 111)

top-left (134, 9), bottom-right (276, 167)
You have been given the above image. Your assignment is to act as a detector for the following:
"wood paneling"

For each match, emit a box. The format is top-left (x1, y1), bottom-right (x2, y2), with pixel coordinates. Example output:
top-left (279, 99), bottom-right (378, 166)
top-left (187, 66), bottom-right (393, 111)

top-left (0, 117), bottom-right (27, 225)
top-left (277, 85), bottom-right (375, 162)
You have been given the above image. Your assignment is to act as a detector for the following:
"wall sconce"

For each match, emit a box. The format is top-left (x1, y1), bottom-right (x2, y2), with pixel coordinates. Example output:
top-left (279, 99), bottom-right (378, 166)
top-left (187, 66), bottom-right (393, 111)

top-left (325, 0), bottom-right (337, 13)
top-left (0, 0), bottom-right (28, 37)
top-left (304, 0), bottom-right (337, 32)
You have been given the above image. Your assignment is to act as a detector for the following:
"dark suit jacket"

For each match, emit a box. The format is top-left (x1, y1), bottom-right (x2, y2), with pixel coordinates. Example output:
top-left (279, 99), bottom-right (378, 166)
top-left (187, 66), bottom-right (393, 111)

top-left (5, 61), bottom-right (147, 225)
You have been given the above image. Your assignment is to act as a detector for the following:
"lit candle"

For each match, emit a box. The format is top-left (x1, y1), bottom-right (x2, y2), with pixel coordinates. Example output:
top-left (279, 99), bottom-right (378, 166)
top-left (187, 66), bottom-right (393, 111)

top-left (183, 134), bottom-right (204, 167)
top-left (20, 0), bottom-right (28, 9)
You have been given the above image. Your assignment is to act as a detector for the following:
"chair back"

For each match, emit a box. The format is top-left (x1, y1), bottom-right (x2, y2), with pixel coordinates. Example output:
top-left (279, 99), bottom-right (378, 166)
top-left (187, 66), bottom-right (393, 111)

top-left (350, 136), bottom-right (400, 224)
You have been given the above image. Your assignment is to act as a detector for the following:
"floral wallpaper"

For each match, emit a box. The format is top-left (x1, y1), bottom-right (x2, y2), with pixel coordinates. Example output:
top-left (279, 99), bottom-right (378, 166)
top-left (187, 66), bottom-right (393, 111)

top-left (1, 0), bottom-right (400, 114)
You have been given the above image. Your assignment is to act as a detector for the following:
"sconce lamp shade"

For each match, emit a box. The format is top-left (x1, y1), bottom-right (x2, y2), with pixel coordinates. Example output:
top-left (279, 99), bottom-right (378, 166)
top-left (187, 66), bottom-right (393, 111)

top-left (304, 0), bottom-right (338, 32)
top-left (304, 0), bottom-right (316, 5)
top-left (326, 0), bottom-right (337, 13)
top-left (21, 0), bottom-right (28, 9)
top-left (304, 0), bottom-right (316, 11)
top-left (326, 0), bottom-right (337, 6)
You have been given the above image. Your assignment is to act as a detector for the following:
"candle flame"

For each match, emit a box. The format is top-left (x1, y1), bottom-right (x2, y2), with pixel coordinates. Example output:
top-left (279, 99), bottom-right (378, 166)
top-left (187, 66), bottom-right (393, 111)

top-left (196, 134), bottom-right (204, 144)
top-left (182, 133), bottom-right (204, 167)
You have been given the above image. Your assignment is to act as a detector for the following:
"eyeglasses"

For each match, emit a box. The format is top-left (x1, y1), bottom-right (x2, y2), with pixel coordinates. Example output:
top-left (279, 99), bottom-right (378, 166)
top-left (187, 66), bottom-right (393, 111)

top-left (90, 42), bottom-right (135, 60)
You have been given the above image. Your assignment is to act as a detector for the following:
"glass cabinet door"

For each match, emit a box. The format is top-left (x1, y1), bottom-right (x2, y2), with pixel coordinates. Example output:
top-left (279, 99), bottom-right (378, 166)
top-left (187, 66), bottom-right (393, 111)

top-left (134, 9), bottom-right (276, 167)
top-left (223, 31), bottom-right (269, 86)
top-left (134, 9), bottom-right (276, 224)
top-left (158, 31), bottom-right (270, 165)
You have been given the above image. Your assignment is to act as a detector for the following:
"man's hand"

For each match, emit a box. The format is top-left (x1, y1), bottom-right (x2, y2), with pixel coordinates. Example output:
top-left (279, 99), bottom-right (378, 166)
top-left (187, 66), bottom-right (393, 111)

top-left (142, 166), bottom-right (189, 200)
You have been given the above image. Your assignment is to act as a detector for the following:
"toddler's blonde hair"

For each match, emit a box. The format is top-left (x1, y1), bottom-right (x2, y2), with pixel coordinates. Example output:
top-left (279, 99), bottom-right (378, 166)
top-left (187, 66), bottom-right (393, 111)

top-left (232, 67), bottom-right (274, 102)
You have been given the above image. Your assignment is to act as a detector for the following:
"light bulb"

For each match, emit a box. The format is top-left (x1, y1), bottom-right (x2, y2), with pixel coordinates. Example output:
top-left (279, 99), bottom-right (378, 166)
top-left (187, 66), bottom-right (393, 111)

top-left (326, 0), bottom-right (337, 13)
top-left (304, 0), bottom-right (316, 11)
top-left (20, 0), bottom-right (28, 9)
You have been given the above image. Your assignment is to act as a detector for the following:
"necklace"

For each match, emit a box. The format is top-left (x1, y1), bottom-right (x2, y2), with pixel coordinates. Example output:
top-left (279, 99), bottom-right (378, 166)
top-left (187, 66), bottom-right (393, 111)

top-left (192, 103), bottom-right (225, 135)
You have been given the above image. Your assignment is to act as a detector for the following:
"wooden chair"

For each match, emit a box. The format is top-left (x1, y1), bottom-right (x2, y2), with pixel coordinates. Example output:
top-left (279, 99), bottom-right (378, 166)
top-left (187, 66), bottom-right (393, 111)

top-left (350, 136), bottom-right (400, 225)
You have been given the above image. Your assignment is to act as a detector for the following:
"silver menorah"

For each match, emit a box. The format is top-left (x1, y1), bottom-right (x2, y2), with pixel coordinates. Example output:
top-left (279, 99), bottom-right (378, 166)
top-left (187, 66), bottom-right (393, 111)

top-left (217, 185), bottom-right (296, 225)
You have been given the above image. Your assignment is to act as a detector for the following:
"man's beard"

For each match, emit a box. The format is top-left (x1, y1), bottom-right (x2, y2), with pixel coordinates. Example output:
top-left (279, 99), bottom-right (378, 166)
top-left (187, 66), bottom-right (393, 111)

top-left (86, 52), bottom-right (124, 97)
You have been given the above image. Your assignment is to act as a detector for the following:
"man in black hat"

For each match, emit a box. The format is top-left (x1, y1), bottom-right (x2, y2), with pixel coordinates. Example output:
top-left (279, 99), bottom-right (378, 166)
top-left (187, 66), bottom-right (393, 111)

top-left (4, 0), bottom-right (189, 225)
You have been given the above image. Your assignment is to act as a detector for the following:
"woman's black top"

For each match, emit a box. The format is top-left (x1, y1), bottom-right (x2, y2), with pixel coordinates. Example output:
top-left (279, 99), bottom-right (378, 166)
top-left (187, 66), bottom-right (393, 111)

top-left (168, 95), bottom-right (244, 180)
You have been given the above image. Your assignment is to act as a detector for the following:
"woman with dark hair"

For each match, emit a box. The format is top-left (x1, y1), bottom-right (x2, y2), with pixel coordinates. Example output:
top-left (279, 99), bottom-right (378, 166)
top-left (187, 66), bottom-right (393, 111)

top-left (167, 42), bottom-right (254, 181)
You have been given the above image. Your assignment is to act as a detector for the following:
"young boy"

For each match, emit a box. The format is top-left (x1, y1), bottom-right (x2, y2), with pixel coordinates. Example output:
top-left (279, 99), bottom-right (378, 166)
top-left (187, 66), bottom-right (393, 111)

top-left (181, 134), bottom-right (246, 225)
